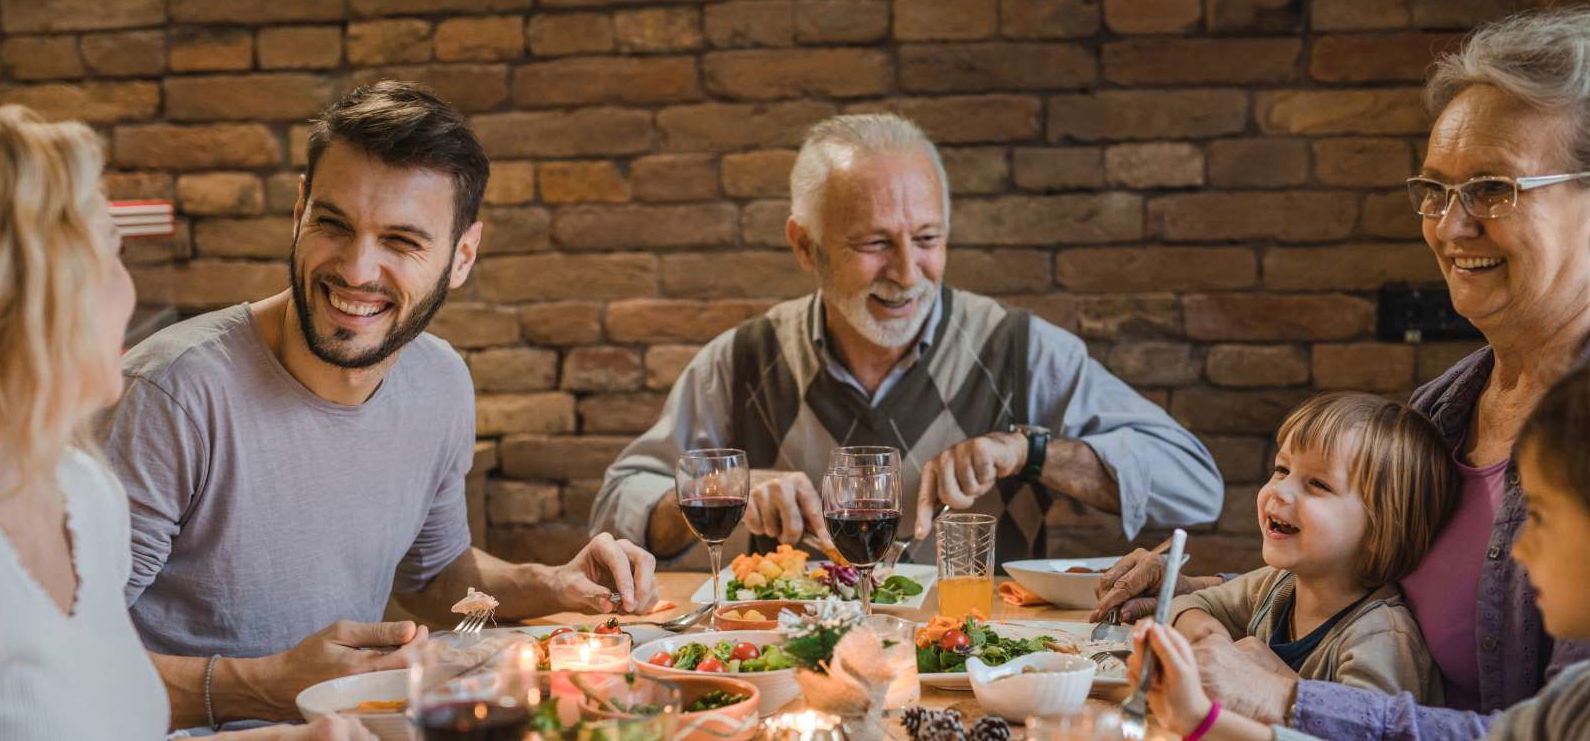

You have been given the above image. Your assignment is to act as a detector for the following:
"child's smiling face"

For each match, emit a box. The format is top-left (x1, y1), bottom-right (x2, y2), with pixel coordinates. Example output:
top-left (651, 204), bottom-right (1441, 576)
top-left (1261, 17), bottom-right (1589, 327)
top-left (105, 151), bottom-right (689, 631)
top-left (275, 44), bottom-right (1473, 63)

top-left (1258, 435), bottom-right (1372, 581)
top-left (1514, 442), bottom-right (1590, 640)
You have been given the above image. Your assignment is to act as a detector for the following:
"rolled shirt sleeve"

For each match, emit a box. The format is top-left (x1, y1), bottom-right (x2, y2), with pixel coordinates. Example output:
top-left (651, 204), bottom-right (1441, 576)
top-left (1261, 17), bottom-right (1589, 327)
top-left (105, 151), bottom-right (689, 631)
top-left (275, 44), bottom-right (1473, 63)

top-left (1027, 319), bottom-right (1224, 539)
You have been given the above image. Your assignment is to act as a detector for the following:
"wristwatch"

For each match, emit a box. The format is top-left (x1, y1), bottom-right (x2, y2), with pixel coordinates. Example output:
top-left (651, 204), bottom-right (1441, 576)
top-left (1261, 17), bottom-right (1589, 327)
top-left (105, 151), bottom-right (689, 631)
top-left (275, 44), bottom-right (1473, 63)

top-left (1008, 424), bottom-right (1050, 483)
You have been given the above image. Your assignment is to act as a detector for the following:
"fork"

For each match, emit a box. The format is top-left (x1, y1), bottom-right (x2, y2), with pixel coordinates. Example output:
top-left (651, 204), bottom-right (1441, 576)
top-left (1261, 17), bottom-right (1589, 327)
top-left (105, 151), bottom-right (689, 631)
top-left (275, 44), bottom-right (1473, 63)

top-left (877, 504), bottom-right (948, 571)
top-left (1120, 529), bottom-right (1187, 740)
top-left (1091, 534), bottom-right (1175, 641)
top-left (451, 606), bottom-right (495, 637)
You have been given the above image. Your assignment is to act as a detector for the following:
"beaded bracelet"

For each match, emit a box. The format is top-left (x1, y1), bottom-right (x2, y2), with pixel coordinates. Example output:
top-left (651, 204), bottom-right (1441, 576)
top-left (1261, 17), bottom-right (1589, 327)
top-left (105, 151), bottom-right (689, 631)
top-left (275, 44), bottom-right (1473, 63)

top-left (204, 654), bottom-right (222, 731)
top-left (1186, 700), bottom-right (1221, 741)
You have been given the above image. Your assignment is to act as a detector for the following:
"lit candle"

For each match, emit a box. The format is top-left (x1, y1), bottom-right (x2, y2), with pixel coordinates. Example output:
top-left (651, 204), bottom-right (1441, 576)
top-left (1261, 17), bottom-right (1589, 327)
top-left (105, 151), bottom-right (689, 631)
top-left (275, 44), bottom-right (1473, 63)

top-left (547, 632), bottom-right (632, 672)
top-left (763, 710), bottom-right (844, 741)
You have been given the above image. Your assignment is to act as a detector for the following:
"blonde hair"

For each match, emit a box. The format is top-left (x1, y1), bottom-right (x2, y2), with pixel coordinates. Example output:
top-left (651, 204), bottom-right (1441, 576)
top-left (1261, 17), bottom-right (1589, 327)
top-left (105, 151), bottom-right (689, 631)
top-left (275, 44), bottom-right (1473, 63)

top-left (1276, 392), bottom-right (1456, 587)
top-left (0, 105), bottom-right (110, 502)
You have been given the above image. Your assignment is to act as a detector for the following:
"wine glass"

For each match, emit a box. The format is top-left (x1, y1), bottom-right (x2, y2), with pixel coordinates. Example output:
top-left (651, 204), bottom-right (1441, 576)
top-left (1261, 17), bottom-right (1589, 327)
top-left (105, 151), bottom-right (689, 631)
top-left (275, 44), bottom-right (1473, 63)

top-left (828, 446), bottom-right (900, 472)
top-left (820, 464), bottom-right (902, 615)
top-left (675, 448), bottom-right (749, 629)
top-left (408, 635), bottom-right (539, 740)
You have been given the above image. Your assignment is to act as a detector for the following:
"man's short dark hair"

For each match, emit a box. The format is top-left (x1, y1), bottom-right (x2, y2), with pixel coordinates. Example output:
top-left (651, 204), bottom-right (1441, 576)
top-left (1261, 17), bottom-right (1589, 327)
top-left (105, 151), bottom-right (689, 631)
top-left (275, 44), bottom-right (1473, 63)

top-left (304, 81), bottom-right (489, 245)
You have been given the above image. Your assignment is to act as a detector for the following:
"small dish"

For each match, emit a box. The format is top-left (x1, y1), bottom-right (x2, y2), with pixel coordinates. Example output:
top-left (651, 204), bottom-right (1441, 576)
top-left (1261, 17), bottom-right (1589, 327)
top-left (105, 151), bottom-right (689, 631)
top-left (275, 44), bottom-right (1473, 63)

top-left (671, 676), bottom-right (762, 741)
top-left (966, 652), bottom-right (1095, 720)
top-left (714, 601), bottom-right (808, 631)
top-left (295, 669), bottom-right (410, 741)
top-left (632, 630), bottom-right (799, 716)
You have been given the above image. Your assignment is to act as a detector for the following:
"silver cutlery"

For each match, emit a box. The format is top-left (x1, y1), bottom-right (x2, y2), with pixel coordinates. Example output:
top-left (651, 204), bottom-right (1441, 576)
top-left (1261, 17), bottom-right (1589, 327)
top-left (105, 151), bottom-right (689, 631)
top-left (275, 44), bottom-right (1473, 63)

top-left (878, 503), bottom-right (948, 570)
top-left (1090, 534), bottom-right (1176, 641)
top-left (608, 602), bottom-right (714, 633)
top-left (1120, 528), bottom-right (1187, 740)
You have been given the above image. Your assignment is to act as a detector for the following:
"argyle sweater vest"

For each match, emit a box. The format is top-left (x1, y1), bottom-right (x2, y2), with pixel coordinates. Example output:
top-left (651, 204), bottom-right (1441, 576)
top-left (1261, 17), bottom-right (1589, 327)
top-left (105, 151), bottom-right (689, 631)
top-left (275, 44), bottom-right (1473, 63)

top-left (729, 288), bottom-right (1052, 564)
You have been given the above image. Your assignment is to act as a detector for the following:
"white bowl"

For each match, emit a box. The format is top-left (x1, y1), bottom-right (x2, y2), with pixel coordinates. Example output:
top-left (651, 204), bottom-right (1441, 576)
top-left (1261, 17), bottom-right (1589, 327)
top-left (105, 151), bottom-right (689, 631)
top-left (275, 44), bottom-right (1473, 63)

top-left (966, 653), bottom-right (1095, 720)
top-left (295, 669), bottom-right (411, 741)
top-left (631, 630), bottom-right (798, 717)
top-left (1004, 557), bottom-right (1120, 608)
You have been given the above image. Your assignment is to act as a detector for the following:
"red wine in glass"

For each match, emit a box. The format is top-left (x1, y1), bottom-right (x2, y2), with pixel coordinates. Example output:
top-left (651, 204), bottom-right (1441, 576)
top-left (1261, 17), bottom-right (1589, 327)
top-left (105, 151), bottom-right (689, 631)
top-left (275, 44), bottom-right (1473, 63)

top-left (680, 496), bottom-right (747, 542)
top-left (417, 701), bottom-right (529, 741)
top-left (824, 500), bottom-right (900, 566)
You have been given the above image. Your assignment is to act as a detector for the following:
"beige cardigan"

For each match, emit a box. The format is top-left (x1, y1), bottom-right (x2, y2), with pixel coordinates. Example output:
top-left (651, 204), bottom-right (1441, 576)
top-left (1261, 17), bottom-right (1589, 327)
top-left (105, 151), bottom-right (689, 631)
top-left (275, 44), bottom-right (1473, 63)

top-left (1168, 566), bottom-right (1443, 705)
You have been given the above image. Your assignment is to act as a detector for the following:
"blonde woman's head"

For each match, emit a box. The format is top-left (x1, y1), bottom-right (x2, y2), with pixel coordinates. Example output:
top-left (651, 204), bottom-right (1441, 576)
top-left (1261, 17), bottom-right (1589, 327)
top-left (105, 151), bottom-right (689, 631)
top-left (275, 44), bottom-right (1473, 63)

top-left (0, 105), bottom-right (133, 499)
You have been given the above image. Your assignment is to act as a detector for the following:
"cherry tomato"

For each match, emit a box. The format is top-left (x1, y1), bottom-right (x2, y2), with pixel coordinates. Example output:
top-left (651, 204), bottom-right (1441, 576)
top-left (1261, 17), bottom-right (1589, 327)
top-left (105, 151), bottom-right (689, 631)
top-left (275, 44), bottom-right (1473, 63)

top-left (647, 651), bottom-right (675, 668)
top-left (938, 630), bottom-right (971, 651)
top-left (730, 642), bottom-right (760, 661)
top-left (593, 619), bottom-right (625, 635)
top-left (695, 658), bottom-right (727, 673)
top-left (546, 627), bottom-right (574, 639)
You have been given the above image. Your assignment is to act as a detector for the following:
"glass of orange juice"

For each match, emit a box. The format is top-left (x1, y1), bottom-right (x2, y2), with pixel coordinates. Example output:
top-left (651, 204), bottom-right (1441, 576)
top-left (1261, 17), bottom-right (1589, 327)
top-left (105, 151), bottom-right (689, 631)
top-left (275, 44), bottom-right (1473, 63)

top-left (935, 513), bottom-right (996, 618)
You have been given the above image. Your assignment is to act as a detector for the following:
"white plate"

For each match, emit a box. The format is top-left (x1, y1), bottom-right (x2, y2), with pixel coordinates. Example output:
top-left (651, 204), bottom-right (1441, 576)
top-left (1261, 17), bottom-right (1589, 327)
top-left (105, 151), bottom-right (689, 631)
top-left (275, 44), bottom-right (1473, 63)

top-left (1005, 554), bottom-right (1190, 609)
top-left (295, 669), bottom-right (411, 741)
top-left (688, 562), bottom-right (937, 610)
top-left (917, 620), bottom-right (1130, 691)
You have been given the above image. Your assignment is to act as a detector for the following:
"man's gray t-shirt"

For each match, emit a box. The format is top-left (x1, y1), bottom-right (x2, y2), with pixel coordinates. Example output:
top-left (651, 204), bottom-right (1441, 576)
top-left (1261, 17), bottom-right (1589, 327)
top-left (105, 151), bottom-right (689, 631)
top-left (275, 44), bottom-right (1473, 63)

top-left (106, 304), bottom-right (475, 658)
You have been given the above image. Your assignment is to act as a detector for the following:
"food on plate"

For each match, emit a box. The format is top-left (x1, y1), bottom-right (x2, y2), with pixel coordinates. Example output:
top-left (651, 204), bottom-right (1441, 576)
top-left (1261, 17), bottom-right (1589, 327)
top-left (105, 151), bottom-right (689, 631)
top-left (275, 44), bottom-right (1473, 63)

top-left (914, 615), bottom-right (1080, 673)
top-left (345, 699), bottom-right (407, 714)
top-left (1063, 565), bottom-right (1104, 574)
top-left (721, 608), bottom-right (768, 621)
top-left (726, 545), bottom-right (924, 603)
top-left (532, 618), bottom-right (633, 670)
top-left (451, 586), bottom-right (499, 614)
top-left (685, 690), bottom-right (751, 712)
top-left (648, 640), bottom-right (794, 673)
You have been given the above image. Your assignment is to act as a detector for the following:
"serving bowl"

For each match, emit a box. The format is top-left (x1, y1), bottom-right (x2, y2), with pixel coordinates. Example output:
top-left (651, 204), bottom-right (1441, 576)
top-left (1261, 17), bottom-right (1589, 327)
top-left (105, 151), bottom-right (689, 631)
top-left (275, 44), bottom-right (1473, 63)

top-left (966, 652), bottom-right (1095, 720)
top-left (1003, 557), bottom-right (1120, 608)
top-left (295, 669), bottom-right (410, 741)
top-left (632, 630), bottom-right (798, 716)
top-left (671, 676), bottom-right (761, 741)
top-left (713, 600), bottom-right (807, 631)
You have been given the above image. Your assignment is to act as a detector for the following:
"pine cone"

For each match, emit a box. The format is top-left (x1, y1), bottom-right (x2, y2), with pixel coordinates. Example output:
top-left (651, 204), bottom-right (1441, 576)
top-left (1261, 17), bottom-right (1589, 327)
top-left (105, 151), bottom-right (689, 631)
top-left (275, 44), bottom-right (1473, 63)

top-left (970, 716), bottom-right (1011, 741)
top-left (901, 706), bottom-right (931, 738)
top-left (918, 714), bottom-right (968, 741)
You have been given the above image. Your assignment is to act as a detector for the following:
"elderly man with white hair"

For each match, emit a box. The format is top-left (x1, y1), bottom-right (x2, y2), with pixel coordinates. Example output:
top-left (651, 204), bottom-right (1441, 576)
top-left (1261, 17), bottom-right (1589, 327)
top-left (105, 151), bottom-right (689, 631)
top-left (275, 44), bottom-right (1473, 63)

top-left (592, 114), bottom-right (1223, 565)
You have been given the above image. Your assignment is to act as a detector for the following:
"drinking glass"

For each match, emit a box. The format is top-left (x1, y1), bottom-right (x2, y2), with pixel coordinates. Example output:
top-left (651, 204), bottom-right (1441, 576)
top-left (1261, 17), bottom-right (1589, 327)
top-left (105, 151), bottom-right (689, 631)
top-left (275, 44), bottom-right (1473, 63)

top-left (407, 634), bottom-right (540, 740)
top-left (828, 446), bottom-right (900, 472)
top-left (1025, 706), bottom-right (1129, 741)
top-left (676, 448), bottom-right (749, 629)
top-left (935, 513), bottom-right (996, 618)
top-left (820, 464), bottom-right (902, 615)
top-left (862, 614), bottom-right (920, 710)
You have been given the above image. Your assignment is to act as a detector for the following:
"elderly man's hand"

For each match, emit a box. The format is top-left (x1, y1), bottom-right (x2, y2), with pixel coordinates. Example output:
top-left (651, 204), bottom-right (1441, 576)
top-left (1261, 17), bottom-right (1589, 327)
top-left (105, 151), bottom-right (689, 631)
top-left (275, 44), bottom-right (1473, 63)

top-left (556, 532), bottom-right (659, 614)
top-left (245, 620), bottom-right (424, 720)
top-left (913, 432), bottom-right (1025, 538)
top-left (745, 469), bottom-right (825, 545)
top-left (1090, 547), bottom-right (1222, 623)
top-left (1191, 634), bottom-right (1296, 725)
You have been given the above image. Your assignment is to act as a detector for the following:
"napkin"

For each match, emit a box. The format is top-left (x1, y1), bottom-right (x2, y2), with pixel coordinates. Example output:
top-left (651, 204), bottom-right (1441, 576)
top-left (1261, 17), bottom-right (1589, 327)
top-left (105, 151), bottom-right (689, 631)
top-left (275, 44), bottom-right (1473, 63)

top-left (998, 581), bottom-right (1050, 607)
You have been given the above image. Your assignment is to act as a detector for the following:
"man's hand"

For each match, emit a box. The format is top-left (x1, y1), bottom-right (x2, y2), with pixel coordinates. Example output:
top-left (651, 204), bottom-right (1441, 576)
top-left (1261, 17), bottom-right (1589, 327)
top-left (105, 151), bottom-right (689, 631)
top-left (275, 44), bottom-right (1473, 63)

top-left (913, 432), bottom-right (1025, 539)
top-left (1090, 547), bottom-right (1222, 622)
top-left (745, 470), bottom-right (824, 544)
top-left (239, 620), bottom-right (423, 720)
top-left (554, 532), bottom-right (660, 614)
top-left (1192, 634), bottom-right (1296, 724)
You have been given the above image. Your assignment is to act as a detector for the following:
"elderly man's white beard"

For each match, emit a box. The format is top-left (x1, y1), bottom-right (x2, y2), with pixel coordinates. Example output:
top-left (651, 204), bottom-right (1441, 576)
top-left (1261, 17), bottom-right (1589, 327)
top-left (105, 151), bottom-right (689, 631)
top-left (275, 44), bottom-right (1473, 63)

top-left (828, 280), bottom-right (939, 349)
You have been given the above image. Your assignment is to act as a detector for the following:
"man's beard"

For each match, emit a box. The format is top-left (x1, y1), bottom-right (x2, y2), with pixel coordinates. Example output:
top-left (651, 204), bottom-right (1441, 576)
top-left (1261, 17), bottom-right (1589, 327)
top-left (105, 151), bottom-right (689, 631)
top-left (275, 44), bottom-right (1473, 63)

top-left (827, 278), bottom-right (938, 348)
top-left (289, 244), bottom-right (452, 370)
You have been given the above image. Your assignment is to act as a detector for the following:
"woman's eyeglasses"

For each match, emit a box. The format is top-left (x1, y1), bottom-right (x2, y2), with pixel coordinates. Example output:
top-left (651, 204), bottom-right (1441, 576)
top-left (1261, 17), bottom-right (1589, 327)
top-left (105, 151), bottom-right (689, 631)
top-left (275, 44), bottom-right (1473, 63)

top-left (1407, 172), bottom-right (1590, 219)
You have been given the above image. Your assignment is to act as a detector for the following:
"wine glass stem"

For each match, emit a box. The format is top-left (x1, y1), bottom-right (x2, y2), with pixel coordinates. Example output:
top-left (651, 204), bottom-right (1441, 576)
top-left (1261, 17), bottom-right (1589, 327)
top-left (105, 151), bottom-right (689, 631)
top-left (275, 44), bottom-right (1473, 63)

top-left (858, 565), bottom-right (875, 616)
top-left (708, 542), bottom-right (724, 630)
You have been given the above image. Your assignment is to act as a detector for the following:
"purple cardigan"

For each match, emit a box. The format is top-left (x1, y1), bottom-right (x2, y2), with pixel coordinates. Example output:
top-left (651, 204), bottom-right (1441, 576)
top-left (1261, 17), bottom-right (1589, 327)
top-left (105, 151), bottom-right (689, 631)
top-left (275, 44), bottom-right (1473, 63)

top-left (1290, 346), bottom-right (1590, 739)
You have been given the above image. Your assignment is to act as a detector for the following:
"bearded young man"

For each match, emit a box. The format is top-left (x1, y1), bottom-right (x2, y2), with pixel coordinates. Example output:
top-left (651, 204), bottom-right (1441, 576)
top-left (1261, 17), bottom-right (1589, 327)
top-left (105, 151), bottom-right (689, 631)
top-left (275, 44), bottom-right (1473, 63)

top-left (103, 82), bottom-right (659, 730)
top-left (593, 114), bottom-right (1223, 565)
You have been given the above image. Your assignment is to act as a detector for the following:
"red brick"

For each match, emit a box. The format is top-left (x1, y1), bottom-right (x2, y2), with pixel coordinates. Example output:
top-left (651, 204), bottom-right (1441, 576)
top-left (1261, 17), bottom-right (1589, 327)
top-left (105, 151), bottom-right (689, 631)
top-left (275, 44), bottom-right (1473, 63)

top-left (470, 347), bottom-right (560, 392)
top-left (478, 253), bottom-right (656, 301)
top-left (1258, 89), bottom-right (1428, 135)
top-left (514, 56), bottom-right (700, 107)
top-left (103, 172), bottom-right (175, 201)
top-left (658, 101), bottom-right (835, 152)
top-left (1313, 343), bottom-right (1417, 392)
top-left (165, 74), bottom-right (333, 121)
top-left (706, 1), bottom-right (794, 48)
top-left (171, 0), bottom-right (344, 23)
top-left (1207, 139), bottom-right (1308, 188)
top-left (646, 344), bottom-right (700, 389)
top-left (1313, 137), bottom-right (1414, 188)
top-left (703, 48), bottom-right (891, 100)
top-left (1148, 192), bottom-right (1358, 242)
top-left (1171, 388), bottom-right (1315, 435)
top-left (2, 35), bottom-right (84, 80)
top-left (1000, 0), bottom-right (1099, 39)
top-left (1413, 0), bottom-right (1512, 28)
top-left (520, 301), bottom-right (604, 345)
top-left (1011, 147), bottom-right (1104, 191)
top-left (430, 302), bottom-right (524, 349)
top-left (895, 0), bottom-right (996, 41)
top-left (500, 434), bottom-right (630, 481)
top-left (483, 161), bottom-right (537, 206)
top-left (1011, 293), bottom-right (1183, 340)
top-left (349, 65), bottom-right (509, 113)
top-left (133, 260), bottom-right (287, 309)
top-left (1185, 293), bottom-right (1374, 341)
top-left (1206, 0), bottom-right (1302, 32)
top-left (1417, 341), bottom-right (1485, 384)
top-left (436, 16), bottom-right (525, 62)
top-left (1218, 484), bottom-right (1262, 533)
top-left (257, 26), bottom-right (344, 70)
top-left (1311, 0), bottom-right (1410, 31)
top-left (941, 147), bottom-right (1009, 194)
top-left (168, 27), bottom-right (251, 72)
top-left (536, 161), bottom-right (627, 204)
top-left (721, 149), bottom-right (795, 198)
top-left (347, 19), bottom-right (433, 65)
top-left (480, 206), bottom-right (552, 254)
top-left (661, 252), bottom-right (812, 298)
top-left (795, 0), bottom-right (889, 43)
top-left (1358, 190), bottom-right (1423, 240)
top-left (527, 13), bottom-right (614, 56)
top-left (290, 124), bottom-right (312, 167)
top-left (631, 154), bottom-right (720, 201)
top-left (1206, 344), bottom-right (1310, 387)
top-left (952, 193), bottom-right (1143, 245)
top-left (1263, 244), bottom-right (1441, 291)
top-left (351, 0), bottom-right (530, 15)
top-left (1048, 90), bottom-right (1248, 142)
top-left (1105, 341), bottom-right (1199, 387)
top-left (81, 31), bottom-right (165, 76)
top-left (2, 81), bottom-right (158, 123)
top-left (900, 43), bottom-right (1093, 93)
top-left (847, 95), bottom-right (1040, 143)
top-left (741, 199), bottom-right (790, 246)
top-left (563, 346), bottom-right (644, 392)
top-left (605, 298), bottom-right (772, 342)
top-left (1310, 33), bottom-right (1461, 83)
top-left (615, 7), bottom-right (703, 52)
top-left (487, 480), bottom-right (561, 525)
top-left (1103, 0), bottom-right (1200, 33)
top-left (192, 216), bottom-right (293, 259)
top-left (474, 109), bottom-right (653, 157)
top-left (947, 249), bottom-right (1051, 294)
top-left (114, 124), bottom-right (281, 170)
top-left (1103, 38), bottom-right (1300, 85)
top-left (1, 0), bottom-right (164, 32)
top-left (553, 203), bottom-right (736, 249)
top-left (1105, 142), bottom-right (1203, 188)
top-left (122, 220), bottom-right (192, 265)
top-left (1205, 435), bottom-right (1272, 484)
top-left (477, 393), bottom-right (577, 436)
top-left (177, 173), bottom-right (264, 216)
top-left (1056, 247), bottom-right (1255, 292)
top-left (579, 392), bottom-right (668, 434)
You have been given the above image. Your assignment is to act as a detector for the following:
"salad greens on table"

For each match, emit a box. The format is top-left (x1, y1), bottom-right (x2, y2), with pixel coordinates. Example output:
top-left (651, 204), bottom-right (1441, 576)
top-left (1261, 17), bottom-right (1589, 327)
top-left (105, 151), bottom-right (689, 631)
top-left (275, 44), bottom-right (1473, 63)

top-left (727, 546), bottom-right (924, 603)
top-left (914, 616), bottom-right (1066, 674)
top-left (647, 640), bottom-right (795, 673)
top-left (684, 690), bottom-right (751, 712)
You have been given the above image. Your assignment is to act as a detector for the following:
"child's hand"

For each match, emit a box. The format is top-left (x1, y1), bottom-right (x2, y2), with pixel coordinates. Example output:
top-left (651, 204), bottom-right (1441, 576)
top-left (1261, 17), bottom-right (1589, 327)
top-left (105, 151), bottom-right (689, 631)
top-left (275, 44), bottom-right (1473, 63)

top-left (1127, 620), bottom-right (1215, 737)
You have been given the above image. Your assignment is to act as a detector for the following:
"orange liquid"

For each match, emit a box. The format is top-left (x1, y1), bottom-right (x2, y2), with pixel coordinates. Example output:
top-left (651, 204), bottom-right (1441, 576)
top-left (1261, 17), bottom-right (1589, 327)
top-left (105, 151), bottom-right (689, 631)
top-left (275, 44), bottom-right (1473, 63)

top-left (937, 575), bottom-right (994, 618)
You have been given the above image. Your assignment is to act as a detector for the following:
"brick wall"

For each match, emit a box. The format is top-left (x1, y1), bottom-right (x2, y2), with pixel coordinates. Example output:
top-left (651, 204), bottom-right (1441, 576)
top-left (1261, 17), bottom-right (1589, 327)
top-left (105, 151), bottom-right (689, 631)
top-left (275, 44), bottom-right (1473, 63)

top-left (6, 0), bottom-right (1538, 574)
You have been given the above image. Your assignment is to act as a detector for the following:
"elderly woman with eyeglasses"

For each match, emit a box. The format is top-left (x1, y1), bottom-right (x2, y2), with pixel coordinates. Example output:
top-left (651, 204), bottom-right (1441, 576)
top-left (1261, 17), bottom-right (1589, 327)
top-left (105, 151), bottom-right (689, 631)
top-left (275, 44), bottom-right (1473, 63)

top-left (1091, 9), bottom-right (1590, 739)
